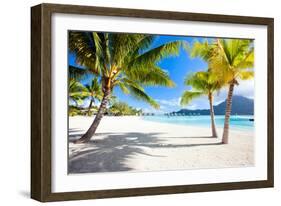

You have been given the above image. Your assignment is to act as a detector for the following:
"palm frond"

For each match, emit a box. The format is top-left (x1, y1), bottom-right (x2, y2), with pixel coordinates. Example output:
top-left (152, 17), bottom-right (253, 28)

top-left (129, 40), bottom-right (182, 68)
top-left (117, 81), bottom-right (130, 94)
top-left (130, 35), bottom-right (155, 56)
top-left (85, 77), bottom-right (103, 100)
top-left (125, 65), bottom-right (175, 87)
top-left (235, 47), bottom-right (254, 69)
top-left (69, 79), bottom-right (87, 93)
top-left (103, 33), bottom-right (111, 65)
top-left (69, 79), bottom-right (88, 105)
top-left (91, 32), bottom-right (103, 71)
top-left (238, 71), bottom-right (254, 80)
top-left (128, 85), bottom-right (159, 109)
top-left (184, 73), bottom-right (207, 91)
top-left (189, 40), bottom-right (216, 61)
top-left (69, 65), bottom-right (88, 80)
top-left (69, 31), bottom-right (104, 74)
top-left (210, 39), bottom-right (254, 83)
top-left (110, 33), bottom-right (145, 67)
top-left (184, 70), bottom-right (225, 93)
top-left (115, 78), bottom-right (159, 109)
top-left (180, 91), bottom-right (203, 106)
top-left (69, 91), bottom-right (90, 98)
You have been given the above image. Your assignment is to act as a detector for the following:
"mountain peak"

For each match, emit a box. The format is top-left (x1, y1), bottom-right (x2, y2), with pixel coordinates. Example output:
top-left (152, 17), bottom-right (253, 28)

top-left (176, 95), bottom-right (254, 115)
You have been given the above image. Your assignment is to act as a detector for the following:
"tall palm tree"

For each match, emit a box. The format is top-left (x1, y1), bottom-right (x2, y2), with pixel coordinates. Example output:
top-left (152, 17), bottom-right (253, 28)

top-left (83, 77), bottom-right (102, 116)
top-left (69, 66), bottom-right (104, 115)
top-left (69, 31), bottom-right (184, 143)
top-left (180, 71), bottom-right (223, 137)
top-left (210, 39), bottom-right (254, 143)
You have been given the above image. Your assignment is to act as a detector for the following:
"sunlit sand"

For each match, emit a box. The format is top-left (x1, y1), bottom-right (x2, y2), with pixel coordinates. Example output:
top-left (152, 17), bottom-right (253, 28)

top-left (68, 116), bottom-right (254, 173)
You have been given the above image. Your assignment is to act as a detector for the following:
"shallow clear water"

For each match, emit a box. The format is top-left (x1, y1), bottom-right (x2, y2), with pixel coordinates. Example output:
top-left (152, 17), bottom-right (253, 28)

top-left (142, 115), bottom-right (254, 131)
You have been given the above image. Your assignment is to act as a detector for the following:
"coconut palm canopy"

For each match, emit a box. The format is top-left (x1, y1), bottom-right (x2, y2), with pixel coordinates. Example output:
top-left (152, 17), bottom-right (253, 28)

top-left (180, 70), bottom-right (225, 137)
top-left (69, 31), bottom-right (190, 142)
top-left (69, 31), bottom-right (187, 108)
top-left (188, 39), bottom-right (254, 83)
top-left (183, 39), bottom-right (254, 142)
top-left (69, 35), bottom-right (254, 113)
top-left (212, 39), bottom-right (254, 143)
top-left (210, 39), bottom-right (254, 83)
top-left (180, 71), bottom-right (224, 106)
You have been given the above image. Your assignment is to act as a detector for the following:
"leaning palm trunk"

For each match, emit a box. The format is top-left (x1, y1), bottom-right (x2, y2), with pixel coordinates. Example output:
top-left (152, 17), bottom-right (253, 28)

top-left (222, 82), bottom-right (235, 144)
top-left (87, 99), bottom-right (93, 116)
top-left (75, 90), bottom-right (111, 143)
top-left (208, 94), bottom-right (218, 137)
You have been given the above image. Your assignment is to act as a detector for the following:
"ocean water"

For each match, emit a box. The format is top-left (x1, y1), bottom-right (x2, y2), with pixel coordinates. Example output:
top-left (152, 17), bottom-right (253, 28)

top-left (142, 115), bottom-right (254, 131)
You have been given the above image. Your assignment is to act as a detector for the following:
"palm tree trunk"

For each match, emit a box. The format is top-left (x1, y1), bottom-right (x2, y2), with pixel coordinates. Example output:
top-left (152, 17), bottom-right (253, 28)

top-left (208, 93), bottom-right (218, 137)
top-left (222, 82), bottom-right (235, 144)
top-left (87, 98), bottom-right (93, 116)
top-left (75, 89), bottom-right (111, 143)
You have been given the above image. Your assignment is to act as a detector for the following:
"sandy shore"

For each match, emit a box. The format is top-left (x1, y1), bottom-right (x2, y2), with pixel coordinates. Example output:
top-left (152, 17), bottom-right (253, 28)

top-left (68, 116), bottom-right (254, 173)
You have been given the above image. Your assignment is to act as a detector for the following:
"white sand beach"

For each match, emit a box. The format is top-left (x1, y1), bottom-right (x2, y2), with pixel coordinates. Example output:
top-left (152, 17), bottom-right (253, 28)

top-left (68, 116), bottom-right (254, 173)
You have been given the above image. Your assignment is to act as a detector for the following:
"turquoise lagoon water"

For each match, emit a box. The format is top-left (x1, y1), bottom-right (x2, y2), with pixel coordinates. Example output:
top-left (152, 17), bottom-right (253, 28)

top-left (142, 115), bottom-right (254, 131)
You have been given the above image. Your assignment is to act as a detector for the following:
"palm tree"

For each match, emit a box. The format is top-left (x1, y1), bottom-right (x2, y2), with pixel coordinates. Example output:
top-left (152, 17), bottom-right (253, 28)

top-left (68, 65), bottom-right (90, 106)
top-left (180, 71), bottom-right (223, 137)
top-left (69, 31), bottom-right (184, 143)
top-left (83, 77), bottom-right (102, 116)
top-left (210, 39), bottom-right (254, 143)
top-left (69, 78), bottom-right (87, 107)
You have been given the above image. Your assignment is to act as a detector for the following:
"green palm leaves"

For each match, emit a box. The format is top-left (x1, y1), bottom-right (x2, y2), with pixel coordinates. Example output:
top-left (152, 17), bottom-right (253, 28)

top-left (84, 78), bottom-right (102, 101)
top-left (210, 39), bottom-right (254, 84)
top-left (69, 32), bottom-right (182, 108)
top-left (180, 71), bottom-right (223, 137)
top-left (69, 31), bottom-right (185, 142)
top-left (185, 38), bottom-right (254, 142)
top-left (214, 39), bottom-right (254, 143)
top-left (180, 71), bottom-right (223, 106)
top-left (181, 91), bottom-right (203, 106)
top-left (69, 79), bottom-right (87, 106)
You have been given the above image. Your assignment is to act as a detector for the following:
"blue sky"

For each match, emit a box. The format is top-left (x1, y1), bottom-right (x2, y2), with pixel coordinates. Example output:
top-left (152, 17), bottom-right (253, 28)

top-left (69, 35), bottom-right (254, 113)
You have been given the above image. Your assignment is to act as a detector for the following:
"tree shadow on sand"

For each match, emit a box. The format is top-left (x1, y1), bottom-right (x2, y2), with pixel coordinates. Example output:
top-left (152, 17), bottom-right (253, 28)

top-left (68, 131), bottom-right (222, 174)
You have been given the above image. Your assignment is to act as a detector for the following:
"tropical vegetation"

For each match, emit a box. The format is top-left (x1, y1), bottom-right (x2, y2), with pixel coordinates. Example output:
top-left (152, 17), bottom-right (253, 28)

top-left (180, 71), bottom-right (224, 137)
top-left (69, 78), bottom-right (87, 107)
top-left (82, 77), bottom-right (103, 116)
top-left (68, 32), bottom-right (254, 145)
top-left (189, 39), bottom-right (254, 143)
top-left (69, 31), bottom-right (184, 143)
top-left (109, 101), bottom-right (142, 116)
top-left (211, 39), bottom-right (254, 143)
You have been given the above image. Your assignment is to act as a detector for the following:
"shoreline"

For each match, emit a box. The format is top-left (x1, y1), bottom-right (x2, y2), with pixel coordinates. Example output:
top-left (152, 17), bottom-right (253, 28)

top-left (141, 115), bottom-right (254, 132)
top-left (68, 116), bottom-right (254, 174)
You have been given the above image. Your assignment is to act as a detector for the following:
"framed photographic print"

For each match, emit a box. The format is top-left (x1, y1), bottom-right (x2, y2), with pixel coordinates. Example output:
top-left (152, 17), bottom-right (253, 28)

top-left (31, 3), bottom-right (274, 202)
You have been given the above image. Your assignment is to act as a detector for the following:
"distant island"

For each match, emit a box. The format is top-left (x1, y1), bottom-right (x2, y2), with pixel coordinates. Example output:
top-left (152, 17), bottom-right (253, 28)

top-left (171, 96), bottom-right (254, 115)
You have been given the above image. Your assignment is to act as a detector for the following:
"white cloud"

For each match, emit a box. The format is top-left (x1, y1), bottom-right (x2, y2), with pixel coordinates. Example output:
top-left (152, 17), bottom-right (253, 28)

top-left (179, 79), bottom-right (254, 110)
top-left (141, 98), bottom-right (180, 114)
top-left (213, 79), bottom-right (254, 105)
top-left (155, 98), bottom-right (181, 107)
top-left (184, 103), bottom-right (198, 110)
top-left (181, 96), bottom-right (209, 110)
top-left (233, 79), bottom-right (254, 98)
